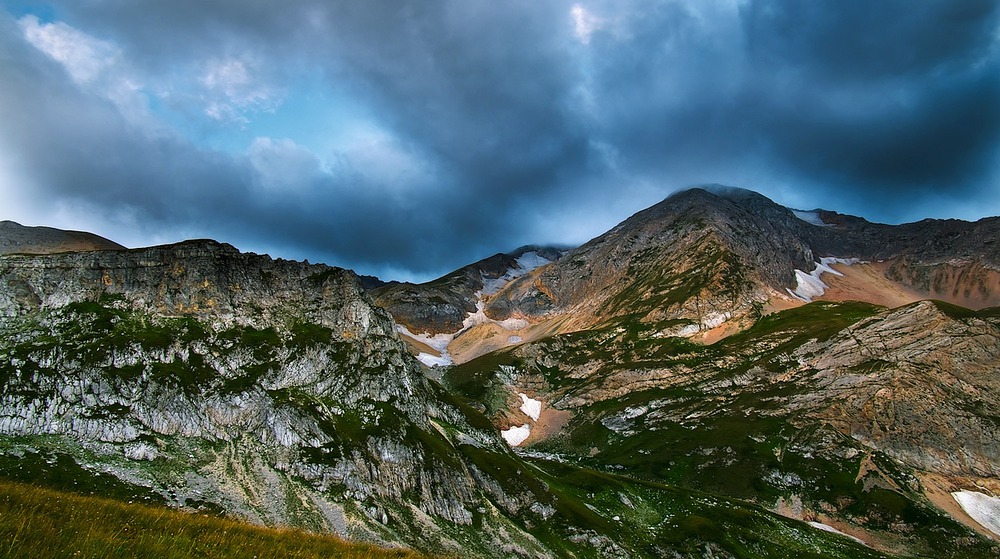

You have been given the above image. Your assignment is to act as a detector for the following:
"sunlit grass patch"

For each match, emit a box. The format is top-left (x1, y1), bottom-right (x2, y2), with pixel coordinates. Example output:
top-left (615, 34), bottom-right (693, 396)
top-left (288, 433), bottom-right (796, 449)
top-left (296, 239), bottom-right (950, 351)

top-left (0, 479), bottom-right (428, 559)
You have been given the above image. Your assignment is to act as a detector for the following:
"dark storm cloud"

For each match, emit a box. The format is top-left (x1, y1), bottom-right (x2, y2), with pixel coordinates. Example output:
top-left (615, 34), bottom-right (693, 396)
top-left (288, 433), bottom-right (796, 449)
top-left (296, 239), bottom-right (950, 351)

top-left (737, 0), bottom-right (1000, 211)
top-left (742, 1), bottom-right (999, 80)
top-left (576, 0), bottom-right (1000, 215)
top-left (2, 1), bottom-right (999, 279)
top-left (1, 2), bottom-right (596, 278)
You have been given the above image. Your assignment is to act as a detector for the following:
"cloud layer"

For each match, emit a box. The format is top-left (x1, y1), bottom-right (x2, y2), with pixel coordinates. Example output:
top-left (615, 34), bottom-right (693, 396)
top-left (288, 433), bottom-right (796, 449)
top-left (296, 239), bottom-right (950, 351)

top-left (2, 1), bottom-right (999, 280)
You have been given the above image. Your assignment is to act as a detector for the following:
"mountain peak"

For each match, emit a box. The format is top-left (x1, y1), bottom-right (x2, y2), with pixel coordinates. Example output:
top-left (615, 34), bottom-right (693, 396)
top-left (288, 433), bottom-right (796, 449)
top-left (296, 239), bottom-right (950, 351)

top-left (683, 183), bottom-right (759, 198)
top-left (634, 185), bottom-right (794, 226)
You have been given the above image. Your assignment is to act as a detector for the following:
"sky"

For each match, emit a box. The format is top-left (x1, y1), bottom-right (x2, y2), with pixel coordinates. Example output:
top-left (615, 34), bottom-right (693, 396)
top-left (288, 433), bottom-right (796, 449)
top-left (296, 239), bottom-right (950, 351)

top-left (1, 1), bottom-right (999, 282)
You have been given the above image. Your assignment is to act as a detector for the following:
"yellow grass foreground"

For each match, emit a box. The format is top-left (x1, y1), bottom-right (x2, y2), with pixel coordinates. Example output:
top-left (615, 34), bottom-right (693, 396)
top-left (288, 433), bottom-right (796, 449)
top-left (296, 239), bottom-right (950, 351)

top-left (0, 479), bottom-right (427, 559)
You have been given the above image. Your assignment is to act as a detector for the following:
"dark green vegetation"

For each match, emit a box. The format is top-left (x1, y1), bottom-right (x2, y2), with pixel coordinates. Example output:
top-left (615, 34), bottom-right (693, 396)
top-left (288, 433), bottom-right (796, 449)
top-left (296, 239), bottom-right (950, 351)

top-left (446, 301), bottom-right (1000, 558)
top-left (455, 446), bottom-right (893, 559)
top-left (0, 295), bottom-right (345, 400)
top-left (0, 479), bottom-right (426, 559)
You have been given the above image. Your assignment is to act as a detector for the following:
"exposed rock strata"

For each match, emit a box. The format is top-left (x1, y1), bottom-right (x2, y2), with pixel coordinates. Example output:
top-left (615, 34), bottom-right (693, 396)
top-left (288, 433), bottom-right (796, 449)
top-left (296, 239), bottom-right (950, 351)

top-left (0, 241), bottom-right (550, 557)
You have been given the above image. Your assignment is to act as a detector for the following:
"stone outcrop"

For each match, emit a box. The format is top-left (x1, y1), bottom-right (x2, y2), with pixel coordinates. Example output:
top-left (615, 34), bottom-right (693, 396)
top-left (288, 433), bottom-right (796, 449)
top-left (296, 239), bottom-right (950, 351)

top-left (792, 301), bottom-right (1000, 477)
top-left (0, 241), bottom-right (551, 557)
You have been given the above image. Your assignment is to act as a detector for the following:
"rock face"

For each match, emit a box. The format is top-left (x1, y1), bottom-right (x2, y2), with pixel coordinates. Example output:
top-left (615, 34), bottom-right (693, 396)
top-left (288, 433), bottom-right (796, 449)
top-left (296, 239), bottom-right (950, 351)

top-left (793, 301), bottom-right (1000, 477)
top-left (0, 241), bottom-right (557, 556)
top-left (0, 220), bottom-right (125, 255)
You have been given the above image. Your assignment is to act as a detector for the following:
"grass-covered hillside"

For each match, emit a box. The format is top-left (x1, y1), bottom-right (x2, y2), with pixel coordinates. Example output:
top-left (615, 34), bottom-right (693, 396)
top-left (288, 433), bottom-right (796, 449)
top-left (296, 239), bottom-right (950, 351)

top-left (0, 479), bottom-right (427, 559)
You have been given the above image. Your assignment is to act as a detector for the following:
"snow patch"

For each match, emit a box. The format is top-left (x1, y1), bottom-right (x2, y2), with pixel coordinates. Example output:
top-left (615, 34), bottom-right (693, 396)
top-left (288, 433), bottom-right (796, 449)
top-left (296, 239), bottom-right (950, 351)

top-left (807, 522), bottom-right (865, 545)
top-left (398, 294), bottom-right (525, 366)
top-left (788, 257), bottom-right (858, 302)
top-left (507, 335), bottom-right (523, 344)
top-left (499, 317), bottom-right (529, 330)
top-left (953, 490), bottom-right (1000, 536)
top-left (516, 251), bottom-right (553, 271)
top-left (396, 324), bottom-right (455, 366)
top-left (501, 424), bottom-right (531, 446)
top-left (459, 295), bottom-right (529, 332)
top-left (674, 324), bottom-right (701, 337)
top-left (415, 352), bottom-right (452, 367)
top-left (519, 393), bottom-right (542, 421)
top-left (396, 324), bottom-right (452, 353)
top-left (792, 210), bottom-right (832, 227)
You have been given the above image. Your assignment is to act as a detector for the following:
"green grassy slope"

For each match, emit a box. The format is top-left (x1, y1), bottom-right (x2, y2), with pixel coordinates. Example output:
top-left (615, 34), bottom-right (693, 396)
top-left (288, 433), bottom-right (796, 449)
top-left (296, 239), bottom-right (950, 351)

top-left (0, 479), bottom-right (426, 559)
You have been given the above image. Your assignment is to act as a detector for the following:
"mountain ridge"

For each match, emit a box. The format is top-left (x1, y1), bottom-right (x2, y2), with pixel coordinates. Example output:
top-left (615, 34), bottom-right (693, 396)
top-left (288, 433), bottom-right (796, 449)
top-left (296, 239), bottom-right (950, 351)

top-left (0, 220), bottom-right (126, 255)
top-left (393, 186), bottom-right (1000, 362)
top-left (2, 186), bottom-right (1000, 558)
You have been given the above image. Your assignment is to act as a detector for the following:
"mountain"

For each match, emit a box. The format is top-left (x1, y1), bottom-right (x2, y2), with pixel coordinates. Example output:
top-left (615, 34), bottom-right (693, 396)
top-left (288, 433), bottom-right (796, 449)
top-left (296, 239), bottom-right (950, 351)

top-left (487, 186), bottom-right (999, 333)
top-left (390, 186), bottom-right (998, 365)
top-left (0, 240), bottom-right (558, 556)
top-left (0, 220), bottom-right (125, 254)
top-left (2, 186), bottom-right (1000, 559)
top-left (433, 187), bottom-right (1000, 555)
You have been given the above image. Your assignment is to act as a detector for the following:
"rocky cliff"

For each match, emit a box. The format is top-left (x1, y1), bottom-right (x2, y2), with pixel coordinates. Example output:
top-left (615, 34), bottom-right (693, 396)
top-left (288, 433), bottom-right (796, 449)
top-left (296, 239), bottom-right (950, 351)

top-left (0, 241), bottom-right (563, 556)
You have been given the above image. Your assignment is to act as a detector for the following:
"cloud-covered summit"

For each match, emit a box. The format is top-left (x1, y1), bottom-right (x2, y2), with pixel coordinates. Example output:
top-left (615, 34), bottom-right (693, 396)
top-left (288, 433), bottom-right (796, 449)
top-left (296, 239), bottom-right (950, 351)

top-left (2, 1), bottom-right (998, 281)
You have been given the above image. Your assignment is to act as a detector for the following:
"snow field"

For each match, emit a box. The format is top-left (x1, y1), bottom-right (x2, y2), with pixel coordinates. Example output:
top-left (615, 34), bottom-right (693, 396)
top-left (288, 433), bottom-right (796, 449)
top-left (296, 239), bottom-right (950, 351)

top-left (788, 257), bottom-right (859, 302)
top-left (499, 393), bottom-right (544, 447)
top-left (791, 210), bottom-right (833, 227)
top-left (519, 393), bottom-right (542, 421)
top-left (396, 324), bottom-right (456, 366)
top-left (501, 424), bottom-right (531, 446)
top-left (952, 490), bottom-right (1000, 536)
top-left (482, 250), bottom-right (554, 295)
